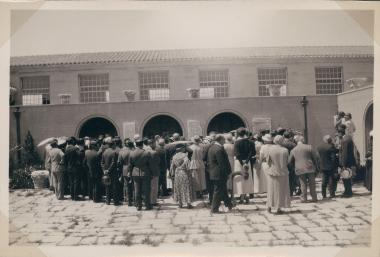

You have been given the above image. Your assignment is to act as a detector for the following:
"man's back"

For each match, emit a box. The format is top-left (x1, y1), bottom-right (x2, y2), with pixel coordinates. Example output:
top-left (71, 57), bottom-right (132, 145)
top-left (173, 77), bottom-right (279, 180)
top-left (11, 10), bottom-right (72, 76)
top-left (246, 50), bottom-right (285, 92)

top-left (317, 142), bottom-right (337, 171)
top-left (102, 148), bottom-right (117, 171)
top-left (129, 148), bottom-right (152, 177)
top-left (64, 145), bottom-right (79, 171)
top-left (84, 149), bottom-right (102, 177)
top-left (290, 143), bottom-right (316, 174)
top-left (207, 144), bottom-right (231, 181)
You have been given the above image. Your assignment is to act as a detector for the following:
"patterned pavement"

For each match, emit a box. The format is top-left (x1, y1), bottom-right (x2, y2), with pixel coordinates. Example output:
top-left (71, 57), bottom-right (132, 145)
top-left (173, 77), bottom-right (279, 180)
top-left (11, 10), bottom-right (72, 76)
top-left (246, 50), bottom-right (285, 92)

top-left (9, 178), bottom-right (372, 247)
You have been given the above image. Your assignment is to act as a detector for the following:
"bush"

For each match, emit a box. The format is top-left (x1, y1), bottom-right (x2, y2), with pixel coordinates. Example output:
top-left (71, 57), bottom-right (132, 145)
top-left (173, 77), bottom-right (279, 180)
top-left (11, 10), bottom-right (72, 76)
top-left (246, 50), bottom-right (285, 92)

top-left (9, 167), bottom-right (34, 189)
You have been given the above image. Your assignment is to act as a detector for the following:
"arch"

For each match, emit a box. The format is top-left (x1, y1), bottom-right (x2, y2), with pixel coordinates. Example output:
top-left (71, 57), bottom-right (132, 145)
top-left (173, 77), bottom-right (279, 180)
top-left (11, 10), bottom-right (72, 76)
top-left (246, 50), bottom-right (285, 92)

top-left (76, 115), bottom-right (119, 138)
top-left (363, 101), bottom-right (373, 152)
top-left (141, 113), bottom-right (184, 139)
top-left (206, 110), bottom-right (248, 135)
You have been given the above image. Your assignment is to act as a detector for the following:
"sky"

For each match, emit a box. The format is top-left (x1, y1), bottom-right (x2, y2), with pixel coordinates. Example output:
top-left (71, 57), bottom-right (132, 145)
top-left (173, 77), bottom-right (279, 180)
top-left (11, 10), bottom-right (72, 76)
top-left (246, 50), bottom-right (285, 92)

top-left (10, 9), bottom-right (374, 56)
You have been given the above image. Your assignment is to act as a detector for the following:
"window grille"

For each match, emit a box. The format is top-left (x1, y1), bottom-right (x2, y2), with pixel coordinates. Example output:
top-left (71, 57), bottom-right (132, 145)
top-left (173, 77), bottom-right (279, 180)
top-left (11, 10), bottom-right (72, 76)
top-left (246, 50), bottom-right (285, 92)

top-left (315, 67), bottom-right (343, 94)
top-left (79, 73), bottom-right (109, 103)
top-left (257, 67), bottom-right (287, 96)
top-left (21, 76), bottom-right (50, 105)
top-left (139, 71), bottom-right (170, 100)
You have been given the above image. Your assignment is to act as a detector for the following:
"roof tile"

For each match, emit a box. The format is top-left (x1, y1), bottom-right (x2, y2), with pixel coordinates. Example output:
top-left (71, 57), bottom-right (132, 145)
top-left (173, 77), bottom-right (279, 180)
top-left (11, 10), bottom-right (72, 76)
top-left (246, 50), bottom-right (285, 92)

top-left (10, 46), bottom-right (373, 67)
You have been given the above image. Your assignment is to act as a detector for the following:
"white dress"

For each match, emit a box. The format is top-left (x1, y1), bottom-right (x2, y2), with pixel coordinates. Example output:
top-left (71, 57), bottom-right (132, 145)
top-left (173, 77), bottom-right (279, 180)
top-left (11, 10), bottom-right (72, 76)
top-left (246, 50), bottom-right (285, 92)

top-left (254, 142), bottom-right (267, 193)
top-left (233, 159), bottom-right (254, 195)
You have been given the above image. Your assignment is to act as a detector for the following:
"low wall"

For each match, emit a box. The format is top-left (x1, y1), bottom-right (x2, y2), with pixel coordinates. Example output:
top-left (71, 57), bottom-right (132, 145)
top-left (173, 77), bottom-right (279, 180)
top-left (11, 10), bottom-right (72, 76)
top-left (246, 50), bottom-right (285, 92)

top-left (10, 95), bottom-right (337, 158)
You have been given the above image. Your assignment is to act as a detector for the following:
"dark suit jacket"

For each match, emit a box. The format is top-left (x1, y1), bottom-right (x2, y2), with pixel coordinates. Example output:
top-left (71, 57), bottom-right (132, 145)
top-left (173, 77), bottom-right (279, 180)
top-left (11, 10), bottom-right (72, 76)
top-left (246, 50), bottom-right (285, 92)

top-left (128, 148), bottom-right (153, 177)
top-left (83, 149), bottom-right (102, 178)
top-left (101, 148), bottom-right (118, 175)
top-left (207, 143), bottom-right (231, 181)
top-left (340, 135), bottom-right (356, 167)
top-left (316, 142), bottom-right (337, 171)
top-left (149, 149), bottom-right (161, 177)
top-left (156, 146), bottom-right (167, 174)
top-left (234, 138), bottom-right (256, 164)
top-left (64, 145), bottom-right (80, 173)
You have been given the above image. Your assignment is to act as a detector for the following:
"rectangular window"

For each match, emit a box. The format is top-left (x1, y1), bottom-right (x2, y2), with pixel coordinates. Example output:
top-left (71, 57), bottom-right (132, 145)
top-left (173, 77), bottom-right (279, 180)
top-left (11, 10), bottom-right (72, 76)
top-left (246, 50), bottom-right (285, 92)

top-left (59, 94), bottom-right (71, 104)
top-left (139, 71), bottom-right (170, 100)
top-left (257, 67), bottom-right (287, 96)
top-left (79, 73), bottom-right (109, 103)
top-left (199, 70), bottom-right (229, 98)
top-left (21, 76), bottom-right (50, 105)
top-left (315, 66), bottom-right (343, 94)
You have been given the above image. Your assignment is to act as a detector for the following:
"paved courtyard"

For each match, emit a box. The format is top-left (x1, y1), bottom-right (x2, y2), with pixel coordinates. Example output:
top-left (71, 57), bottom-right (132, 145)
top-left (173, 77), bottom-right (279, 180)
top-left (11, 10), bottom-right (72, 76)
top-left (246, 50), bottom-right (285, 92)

top-left (9, 179), bottom-right (372, 247)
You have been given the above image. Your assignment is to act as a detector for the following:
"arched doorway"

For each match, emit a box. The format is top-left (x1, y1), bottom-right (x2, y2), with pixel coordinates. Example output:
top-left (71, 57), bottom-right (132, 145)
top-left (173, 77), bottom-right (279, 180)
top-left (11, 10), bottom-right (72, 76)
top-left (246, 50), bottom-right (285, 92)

top-left (78, 117), bottom-right (118, 138)
top-left (142, 115), bottom-right (183, 139)
top-left (207, 112), bottom-right (246, 134)
top-left (364, 103), bottom-right (373, 152)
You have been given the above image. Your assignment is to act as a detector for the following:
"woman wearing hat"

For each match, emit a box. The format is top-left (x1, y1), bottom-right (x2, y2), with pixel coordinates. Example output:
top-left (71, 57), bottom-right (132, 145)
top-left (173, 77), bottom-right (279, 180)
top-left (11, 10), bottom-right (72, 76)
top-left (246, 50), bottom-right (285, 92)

top-left (189, 135), bottom-right (207, 198)
top-left (265, 135), bottom-right (291, 214)
top-left (170, 144), bottom-right (194, 208)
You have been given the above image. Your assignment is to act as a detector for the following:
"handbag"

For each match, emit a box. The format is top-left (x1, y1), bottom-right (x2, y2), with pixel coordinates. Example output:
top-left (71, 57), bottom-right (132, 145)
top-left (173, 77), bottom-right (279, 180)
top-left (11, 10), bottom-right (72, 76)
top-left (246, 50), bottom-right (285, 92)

top-left (262, 155), bottom-right (278, 176)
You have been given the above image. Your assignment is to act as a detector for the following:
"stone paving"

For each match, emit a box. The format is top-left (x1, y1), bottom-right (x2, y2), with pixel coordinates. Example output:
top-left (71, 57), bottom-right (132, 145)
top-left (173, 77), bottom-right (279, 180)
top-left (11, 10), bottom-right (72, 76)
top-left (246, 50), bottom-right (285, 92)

top-left (9, 179), bottom-right (372, 247)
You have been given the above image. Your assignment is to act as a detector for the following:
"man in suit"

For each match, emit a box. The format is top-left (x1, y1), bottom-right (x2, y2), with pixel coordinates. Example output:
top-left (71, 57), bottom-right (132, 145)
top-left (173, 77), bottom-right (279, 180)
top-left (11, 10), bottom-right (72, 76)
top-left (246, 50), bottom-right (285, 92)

top-left (147, 139), bottom-right (161, 206)
top-left (101, 137), bottom-right (121, 205)
top-left (202, 135), bottom-right (215, 206)
top-left (316, 135), bottom-right (338, 198)
top-left (338, 128), bottom-right (356, 197)
top-left (156, 138), bottom-right (169, 196)
top-left (128, 139), bottom-right (154, 211)
top-left (64, 137), bottom-right (81, 201)
top-left (118, 138), bottom-right (135, 206)
top-left (83, 140), bottom-right (103, 202)
top-left (207, 134), bottom-right (233, 213)
top-left (289, 135), bottom-right (318, 203)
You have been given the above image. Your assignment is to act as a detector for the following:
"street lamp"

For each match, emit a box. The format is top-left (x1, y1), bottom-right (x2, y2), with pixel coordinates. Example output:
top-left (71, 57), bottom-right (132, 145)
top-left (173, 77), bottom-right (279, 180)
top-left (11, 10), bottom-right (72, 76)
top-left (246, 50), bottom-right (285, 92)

top-left (300, 96), bottom-right (309, 143)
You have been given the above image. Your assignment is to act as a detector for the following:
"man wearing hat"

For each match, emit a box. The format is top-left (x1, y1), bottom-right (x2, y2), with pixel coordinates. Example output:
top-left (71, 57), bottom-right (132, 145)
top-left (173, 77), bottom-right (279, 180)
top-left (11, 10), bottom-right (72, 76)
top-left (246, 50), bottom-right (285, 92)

top-left (63, 137), bottom-right (81, 201)
top-left (83, 140), bottom-right (103, 202)
top-left (316, 135), bottom-right (338, 198)
top-left (128, 139), bottom-right (154, 210)
top-left (337, 128), bottom-right (356, 197)
top-left (101, 137), bottom-right (122, 205)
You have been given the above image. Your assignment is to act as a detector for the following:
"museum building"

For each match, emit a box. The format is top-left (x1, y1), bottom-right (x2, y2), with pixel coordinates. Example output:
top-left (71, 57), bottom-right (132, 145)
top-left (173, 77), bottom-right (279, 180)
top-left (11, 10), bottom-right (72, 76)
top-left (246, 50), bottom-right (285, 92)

top-left (9, 46), bottom-right (373, 161)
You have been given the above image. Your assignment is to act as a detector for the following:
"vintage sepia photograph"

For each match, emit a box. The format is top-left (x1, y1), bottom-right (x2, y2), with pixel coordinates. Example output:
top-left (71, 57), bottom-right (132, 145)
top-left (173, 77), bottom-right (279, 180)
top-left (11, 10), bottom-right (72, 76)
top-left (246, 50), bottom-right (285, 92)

top-left (6, 3), bottom-right (375, 252)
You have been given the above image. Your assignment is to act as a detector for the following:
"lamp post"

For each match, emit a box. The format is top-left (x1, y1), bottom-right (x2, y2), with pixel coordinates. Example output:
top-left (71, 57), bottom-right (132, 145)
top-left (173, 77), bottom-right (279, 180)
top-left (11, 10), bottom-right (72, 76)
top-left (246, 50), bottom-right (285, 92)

top-left (300, 96), bottom-right (309, 143)
top-left (13, 107), bottom-right (22, 164)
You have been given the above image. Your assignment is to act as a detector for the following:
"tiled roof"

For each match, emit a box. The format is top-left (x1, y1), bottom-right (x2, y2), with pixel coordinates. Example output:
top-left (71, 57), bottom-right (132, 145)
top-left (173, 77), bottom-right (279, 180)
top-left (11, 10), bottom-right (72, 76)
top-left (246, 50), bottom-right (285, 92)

top-left (10, 46), bottom-right (373, 67)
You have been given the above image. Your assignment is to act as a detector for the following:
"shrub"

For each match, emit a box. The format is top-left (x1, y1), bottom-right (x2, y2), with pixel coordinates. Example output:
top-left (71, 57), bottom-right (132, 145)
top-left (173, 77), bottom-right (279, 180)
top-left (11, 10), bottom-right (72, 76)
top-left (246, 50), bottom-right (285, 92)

top-left (9, 167), bottom-right (34, 189)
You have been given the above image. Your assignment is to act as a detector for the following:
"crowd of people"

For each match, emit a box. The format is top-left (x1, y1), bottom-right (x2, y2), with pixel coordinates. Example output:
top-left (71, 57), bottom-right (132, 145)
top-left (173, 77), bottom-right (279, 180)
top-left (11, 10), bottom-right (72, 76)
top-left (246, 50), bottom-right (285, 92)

top-left (44, 112), bottom-right (371, 214)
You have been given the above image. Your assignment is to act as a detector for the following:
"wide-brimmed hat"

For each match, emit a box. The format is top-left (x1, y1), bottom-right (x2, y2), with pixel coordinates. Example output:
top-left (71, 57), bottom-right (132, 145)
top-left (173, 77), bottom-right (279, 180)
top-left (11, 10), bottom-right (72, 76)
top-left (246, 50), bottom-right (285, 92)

top-left (262, 134), bottom-right (273, 142)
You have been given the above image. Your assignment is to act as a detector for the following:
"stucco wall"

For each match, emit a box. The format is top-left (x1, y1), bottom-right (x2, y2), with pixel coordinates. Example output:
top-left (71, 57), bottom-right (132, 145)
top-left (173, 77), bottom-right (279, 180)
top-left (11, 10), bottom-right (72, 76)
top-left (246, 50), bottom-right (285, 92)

top-left (337, 86), bottom-right (373, 162)
top-left (10, 57), bottom-right (373, 105)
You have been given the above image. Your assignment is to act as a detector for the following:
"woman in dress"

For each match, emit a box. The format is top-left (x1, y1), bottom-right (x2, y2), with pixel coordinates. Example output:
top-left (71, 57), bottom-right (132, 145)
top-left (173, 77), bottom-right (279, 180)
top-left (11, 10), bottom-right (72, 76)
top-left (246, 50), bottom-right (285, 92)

top-left (264, 135), bottom-right (291, 214)
top-left (189, 135), bottom-right (207, 198)
top-left (170, 144), bottom-right (194, 208)
top-left (223, 133), bottom-right (235, 191)
top-left (233, 127), bottom-right (255, 204)
top-left (254, 135), bottom-right (267, 194)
